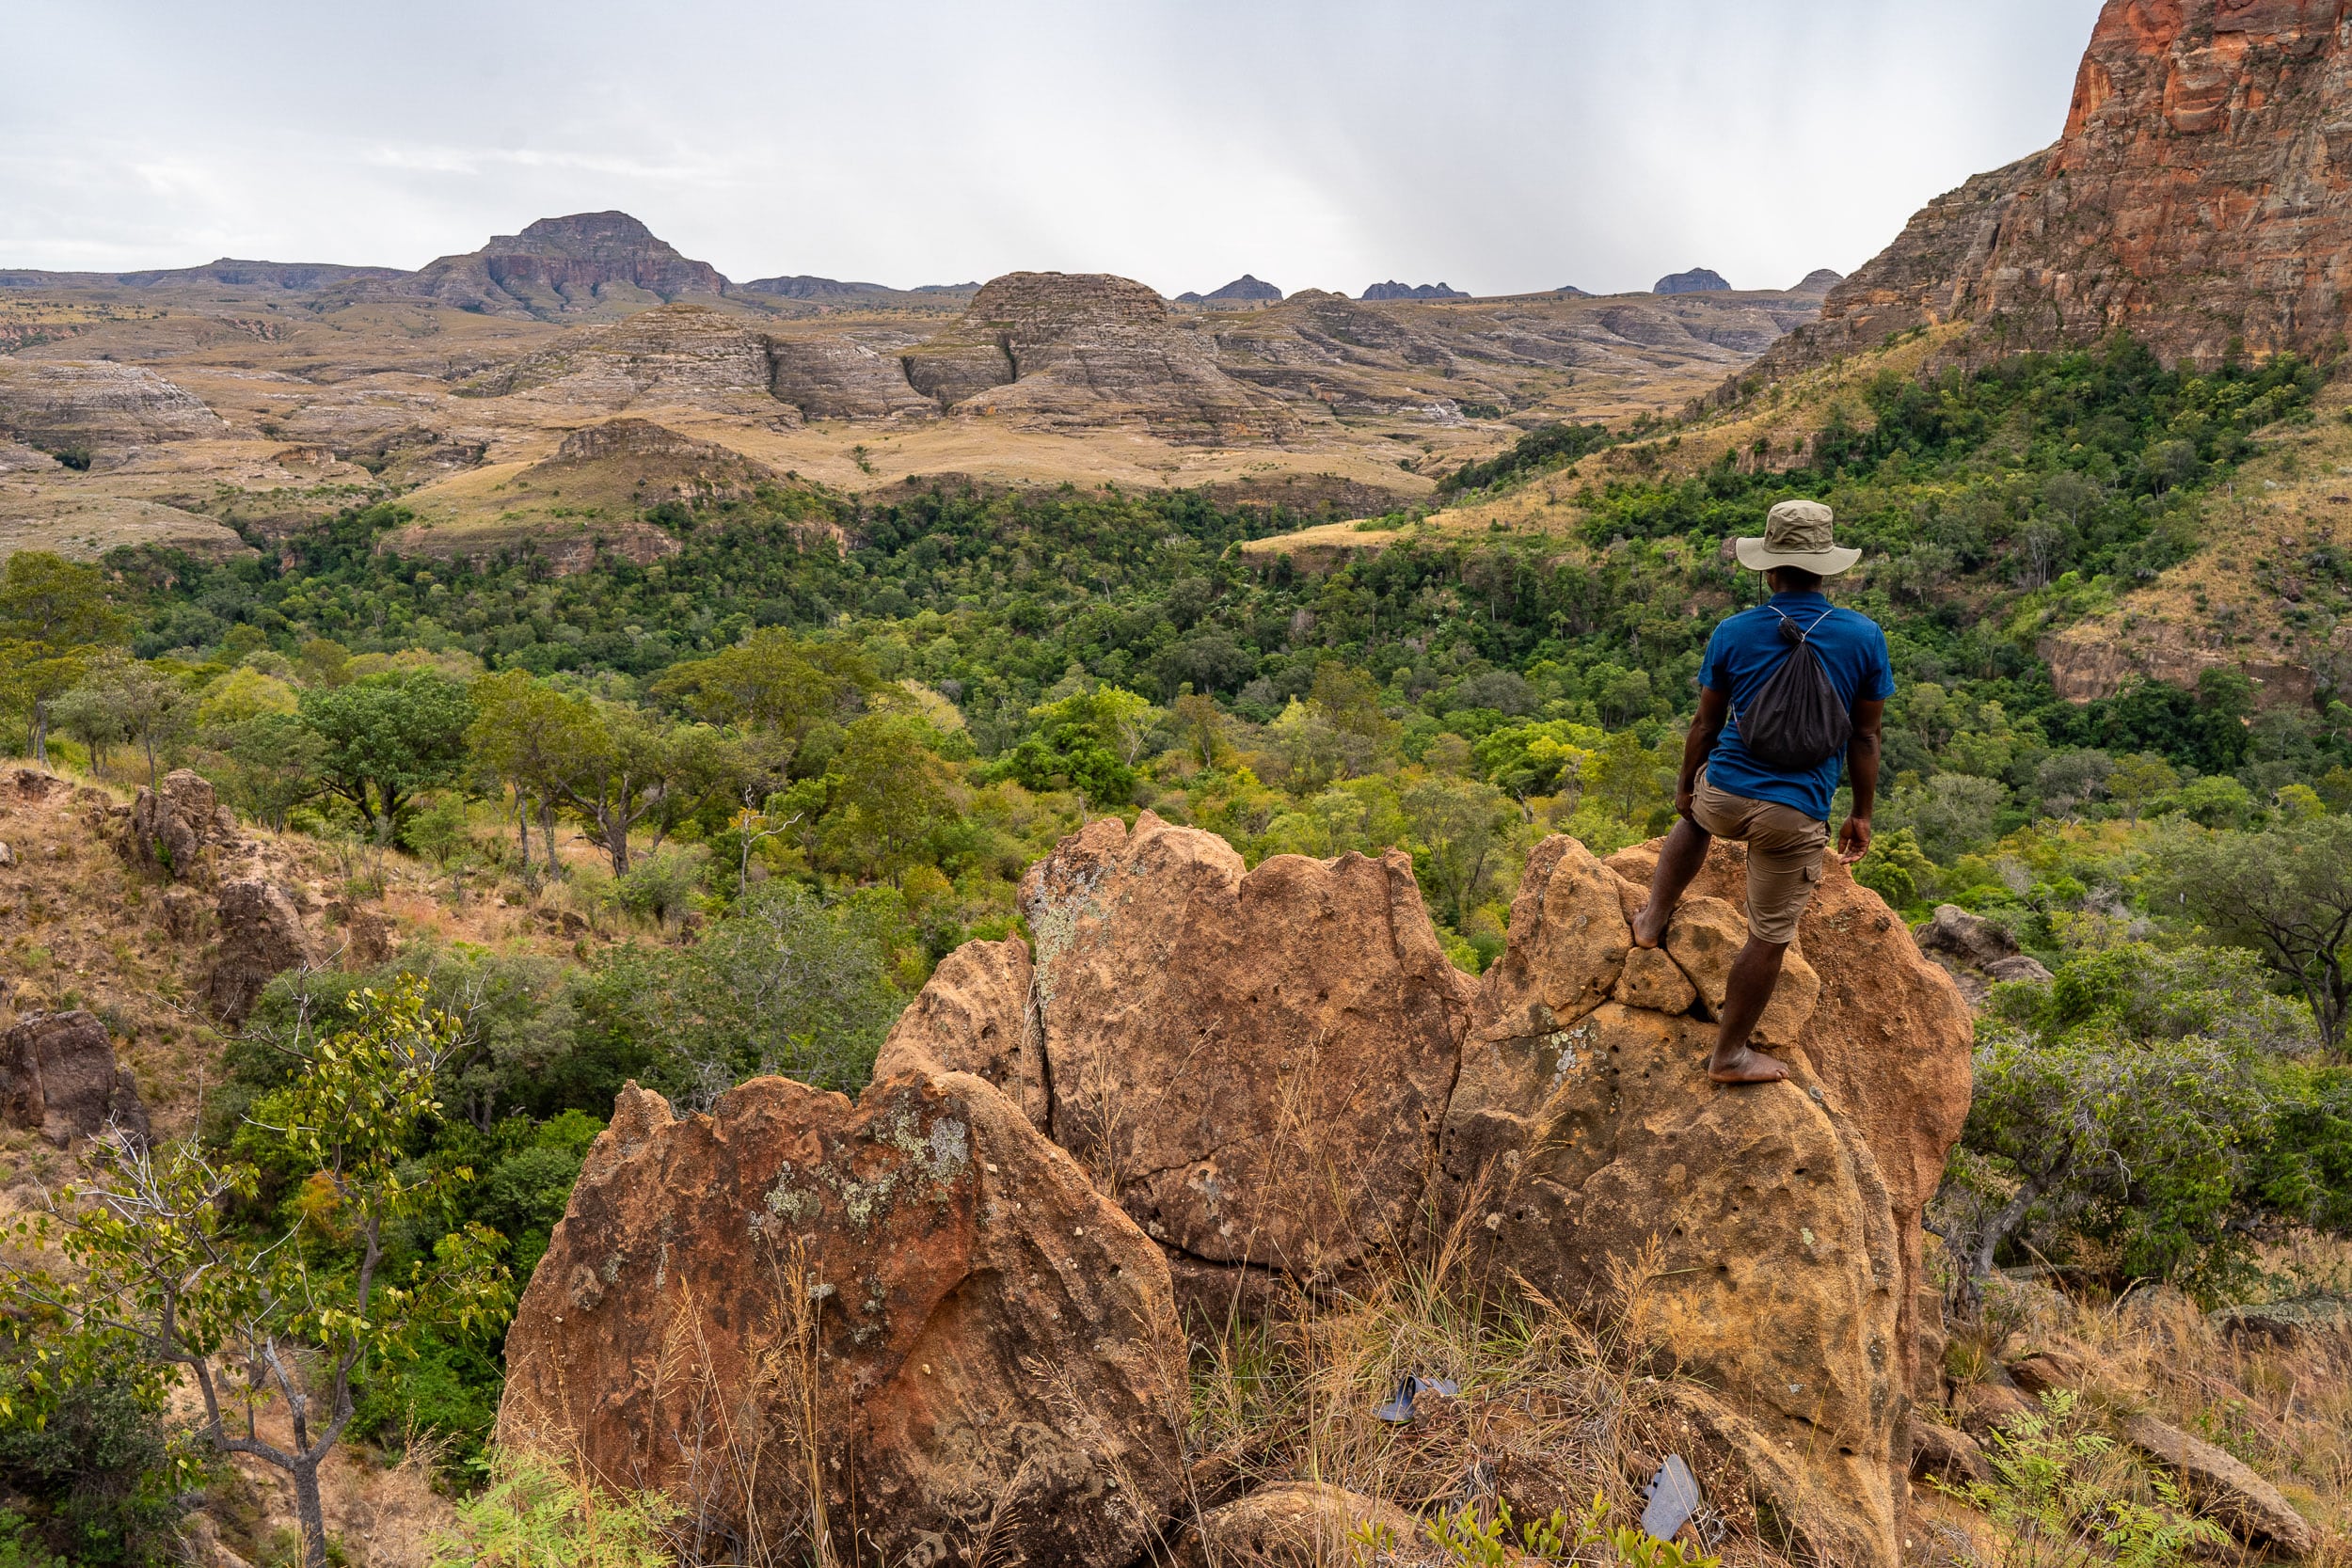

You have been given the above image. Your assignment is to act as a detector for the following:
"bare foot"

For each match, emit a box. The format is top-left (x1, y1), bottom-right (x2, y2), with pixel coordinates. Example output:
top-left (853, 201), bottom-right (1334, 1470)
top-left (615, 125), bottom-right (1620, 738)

top-left (1631, 901), bottom-right (1672, 950)
top-left (1708, 1045), bottom-right (1789, 1085)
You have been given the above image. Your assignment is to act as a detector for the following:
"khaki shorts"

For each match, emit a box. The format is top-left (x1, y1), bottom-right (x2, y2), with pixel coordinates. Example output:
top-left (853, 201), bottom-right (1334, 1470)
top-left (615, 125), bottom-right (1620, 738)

top-left (1689, 768), bottom-right (1829, 945)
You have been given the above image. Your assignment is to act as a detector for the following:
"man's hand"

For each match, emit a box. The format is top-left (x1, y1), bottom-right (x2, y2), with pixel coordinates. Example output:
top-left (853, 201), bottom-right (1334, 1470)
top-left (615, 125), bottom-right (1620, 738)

top-left (1676, 777), bottom-right (1697, 819)
top-left (1836, 815), bottom-right (1872, 863)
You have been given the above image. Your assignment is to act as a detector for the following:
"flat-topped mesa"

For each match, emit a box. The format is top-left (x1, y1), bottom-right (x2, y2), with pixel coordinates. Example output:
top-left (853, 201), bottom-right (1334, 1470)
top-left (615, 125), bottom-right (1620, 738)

top-left (1750, 0), bottom-right (2352, 381)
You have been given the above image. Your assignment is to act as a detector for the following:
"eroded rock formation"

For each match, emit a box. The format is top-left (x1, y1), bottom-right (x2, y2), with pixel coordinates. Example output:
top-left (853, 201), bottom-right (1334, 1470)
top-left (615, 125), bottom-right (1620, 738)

top-left (511, 825), bottom-right (1972, 1567)
top-left (0, 1010), bottom-right (147, 1148)
top-left (905, 273), bottom-right (1299, 442)
top-left (356, 212), bottom-right (731, 321)
top-left (498, 1072), bottom-right (1186, 1568)
top-left (126, 768), bottom-right (234, 880)
top-left (1443, 836), bottom-right (1910, 1568)
top-left (0, 358), bottom-right (229, 451)
top-left (870, 935), bottom-right (1044, 1129)
top-left (208, 879), bottom-right (312, 1024)
top-left (1020, 813), bottom-right (1472, 1280)
top-left (1756, 0), bottom-right (2352, 376)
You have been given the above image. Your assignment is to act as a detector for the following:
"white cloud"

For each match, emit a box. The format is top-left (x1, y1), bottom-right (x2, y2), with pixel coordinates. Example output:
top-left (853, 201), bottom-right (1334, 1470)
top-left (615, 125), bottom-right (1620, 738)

top-left (2, 0), bottom-right (2104, 293)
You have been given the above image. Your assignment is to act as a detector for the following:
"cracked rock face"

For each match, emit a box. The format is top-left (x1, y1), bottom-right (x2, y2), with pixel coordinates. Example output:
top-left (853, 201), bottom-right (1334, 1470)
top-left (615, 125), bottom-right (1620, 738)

top-left (1762, 0), bottom-right (2352, 374)
top-left (1444, 836), bottom-right (1907, 1568)
top-left (498, 1072), bottom-right (1185, 1568)
top-left (0, 1010), bottom-right (147, 1148)
top-left (871, 935), bottom-right (1045, 1130)
top-left (1018, 812), bottom-right (1473, 1278)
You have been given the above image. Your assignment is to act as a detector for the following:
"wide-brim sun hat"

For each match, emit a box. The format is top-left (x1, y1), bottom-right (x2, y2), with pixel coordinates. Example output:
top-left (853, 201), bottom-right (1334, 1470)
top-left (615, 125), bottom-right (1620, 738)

top-left (1734, 499), bottom-right (1862, 575)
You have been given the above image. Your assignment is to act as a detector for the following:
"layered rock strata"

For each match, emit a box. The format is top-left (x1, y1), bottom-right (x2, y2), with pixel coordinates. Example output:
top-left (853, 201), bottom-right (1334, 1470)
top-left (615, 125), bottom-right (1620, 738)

top-left (0, 358), bottom-right (229, 450)
top-left (905, 273), bottom-right (1299, 442)
top-left (498, 1072), bottom-right (1186, 1568)
top-left (355, 212), bottom-right (731, 321)
top-left (1755, 0), bottom-right (2352, 376)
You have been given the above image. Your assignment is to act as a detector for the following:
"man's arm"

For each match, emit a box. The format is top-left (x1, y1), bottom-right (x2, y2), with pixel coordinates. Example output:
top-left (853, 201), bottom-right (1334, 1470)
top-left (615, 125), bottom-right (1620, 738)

top-left (1677, 687), bottom-right (1730, 819)
top-left (1838, 696), bottom-right (1885, 863)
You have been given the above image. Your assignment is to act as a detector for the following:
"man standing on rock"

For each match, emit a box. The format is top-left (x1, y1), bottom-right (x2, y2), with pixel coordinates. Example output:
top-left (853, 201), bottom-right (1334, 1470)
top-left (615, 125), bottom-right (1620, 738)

top-left (1631, 499), bottom-right (1890, 1084)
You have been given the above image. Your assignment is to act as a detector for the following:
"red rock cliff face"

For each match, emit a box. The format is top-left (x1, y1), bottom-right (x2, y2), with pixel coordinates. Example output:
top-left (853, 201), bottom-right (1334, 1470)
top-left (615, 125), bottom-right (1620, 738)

top-left (1756, 0), bottom-right (2352, 376)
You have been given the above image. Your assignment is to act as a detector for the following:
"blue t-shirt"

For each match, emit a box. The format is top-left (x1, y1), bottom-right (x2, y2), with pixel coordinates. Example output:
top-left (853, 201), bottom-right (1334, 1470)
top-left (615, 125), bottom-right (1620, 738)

top-left (1695, 592), bottom-right (1895, 822)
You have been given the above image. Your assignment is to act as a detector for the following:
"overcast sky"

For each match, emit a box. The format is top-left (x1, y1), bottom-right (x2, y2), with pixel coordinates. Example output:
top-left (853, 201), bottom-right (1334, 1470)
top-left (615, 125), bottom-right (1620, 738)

top-left (5, 1), bottom-right (2103, 298)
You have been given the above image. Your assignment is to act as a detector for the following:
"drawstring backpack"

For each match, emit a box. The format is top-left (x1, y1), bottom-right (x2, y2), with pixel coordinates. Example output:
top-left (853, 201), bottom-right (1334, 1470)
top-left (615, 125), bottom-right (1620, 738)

top-left (1734, 606), bottom-right (1851, 770)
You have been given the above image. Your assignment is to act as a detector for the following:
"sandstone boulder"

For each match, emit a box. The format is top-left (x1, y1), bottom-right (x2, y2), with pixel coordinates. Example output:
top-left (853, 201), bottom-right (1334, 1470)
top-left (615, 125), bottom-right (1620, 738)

top-left (1909, 1421), bottom-right (1992, 1490)
top-left (1447, 834), bottom-right (1903, 1568)
top-left (499, 1072), bottom-right (1185, 1568)
top-left (326, 900), bottom-right (393, 970)
top-left (0, 1010), bottom-right (148, 1148)
top-left (208, 879), bottom-right (312, 1024)
top-left (1019, 812), bottom-right (1472, 1280)
top-left (1176, 1482), bottom-right (1427, 1568)
top-left (869, 936), bottom-right (1042, 1129)
top-left (1607, 839), bottom-right (1973, 1418)
top-left (130, 768), bottom-right (227, 879)
top-left (2120, 1412), bottom-right (2317, 1559)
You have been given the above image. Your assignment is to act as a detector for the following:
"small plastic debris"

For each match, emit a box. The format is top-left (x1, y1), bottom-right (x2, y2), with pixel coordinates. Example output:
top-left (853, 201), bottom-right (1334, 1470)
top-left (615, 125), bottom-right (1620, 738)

top-left (1640, 1454), bottom-right (1703, 1543)
top-left (1374, 1373), bottom-right (1460, 1423)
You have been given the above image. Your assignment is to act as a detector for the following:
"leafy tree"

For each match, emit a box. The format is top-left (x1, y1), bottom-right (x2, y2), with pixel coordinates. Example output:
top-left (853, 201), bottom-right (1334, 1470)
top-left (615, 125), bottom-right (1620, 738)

top-left (651, 627), bottom-right (875, 742)
top-left (2156, 816), bottom-right (2352, 1053)
top-left (1881, 772), bottom-right (2006, 863)
top-left (300, 670), bottom-right (476, 839)
top-left (584, 883), bottom-right (900, 1101)
top-left (0, 981), bottom-right (511, 1568)
top-left (822, 713), bottom-right (960, 886)
top-left (56, 654), bottom-right (193, 790)
top-left (1852, 826), bottom-right (1936, 911)
top-left (200, 712), bottom-right (326, 832)
top-left (541, 702), bottom-right (745, 876)
top-left (1404, 775), bottom-right (1518, 928)
top-left (0, 552), bottom-right (127, 767)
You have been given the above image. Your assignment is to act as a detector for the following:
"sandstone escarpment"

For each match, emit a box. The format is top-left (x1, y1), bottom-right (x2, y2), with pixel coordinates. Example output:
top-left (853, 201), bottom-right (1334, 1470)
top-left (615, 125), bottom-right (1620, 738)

top-left (464, 304), bottom-right (781, 411)
top-left (905, 273), bottom-right (1299, 443)
top-left (1756, 0), bottom-right (2352, 377)
top-left (498, 1072), bottom-right (1186, 1568)
top-left (0, 357), bottom-right (230, 451)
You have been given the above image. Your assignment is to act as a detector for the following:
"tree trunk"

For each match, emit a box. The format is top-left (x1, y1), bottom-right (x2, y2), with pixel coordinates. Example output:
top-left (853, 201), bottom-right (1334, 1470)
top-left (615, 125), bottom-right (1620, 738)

top-left (514, 782), bottom-right (531, 871)
top-left (28, 704), bottom-right (47, 768)
top-left (540, 796), bottom-right (561, 875)
top-left (291, 1456), bottom-right (329, 1568)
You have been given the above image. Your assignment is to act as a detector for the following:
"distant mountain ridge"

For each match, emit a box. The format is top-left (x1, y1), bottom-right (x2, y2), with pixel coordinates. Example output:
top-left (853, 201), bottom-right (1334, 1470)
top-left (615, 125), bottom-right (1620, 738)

top-left (1362, 280), bottom-right (1468, 300)
top-left (1177, 274), bottom-right (1283, 305)
top-left (1654, 268), bottom-right (1731, 294)
top-left (337, 211), bottom-right (730, 321)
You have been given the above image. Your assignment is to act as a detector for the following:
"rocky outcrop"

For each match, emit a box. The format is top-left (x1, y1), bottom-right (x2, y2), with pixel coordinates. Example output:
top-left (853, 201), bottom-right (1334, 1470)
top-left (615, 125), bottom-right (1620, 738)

top-left (903, 273), bottom-right (1299, 443)
top-left (466, 306), bottom-right (778, 411)
top-left (208, 879), bottom-right (311, 1024)
top-left (498, 1072), bottom-right (1185, 1568)
top-left (1443, 836), bottom-right (1911, 1568)
top-left (1606, 839), bottom-right (1976, 1426)
top-left (0, 1010), bottom-right (147, 1147)
top-left (128, 768), bottom-right (234, 879)
top-left (1019, 813), bottom-right (1472, 1280)
top-left (869, 935), bottom-right (1044, 1129)
top-left (359, 212), bottom-right (730, 321)
top-left (2121, 1411), bottom-right (2318, 1559)
top-left (0, 358), bottom-right (230, 450)
top-left (1914, 904), bottom-right (2054, 1005)
top-left (764, 334), bottom-right (940, 420)
top-left (1756, 0), bottom-right (2352, 377)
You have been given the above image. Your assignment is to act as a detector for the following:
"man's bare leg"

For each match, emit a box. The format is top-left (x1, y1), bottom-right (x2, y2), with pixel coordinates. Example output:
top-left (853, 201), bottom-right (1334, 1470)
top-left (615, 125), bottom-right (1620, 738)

top-left (1710, 936), bottom-right (1791, 1083)
top-left (1631, 817), bottom-right (1712, 949)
